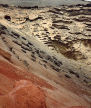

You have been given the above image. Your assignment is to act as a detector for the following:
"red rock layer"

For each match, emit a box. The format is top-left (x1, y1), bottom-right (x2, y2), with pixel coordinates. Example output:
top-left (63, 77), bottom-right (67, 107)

top-left (0, 58), bottom-right (54, 90)
top-left (0, 80), bottom-right (46, 108)
top-left (0, 50), bottom-right (90, 108)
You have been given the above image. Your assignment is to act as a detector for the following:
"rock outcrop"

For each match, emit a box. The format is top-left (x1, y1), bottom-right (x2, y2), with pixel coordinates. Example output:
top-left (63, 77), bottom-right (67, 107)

top-left (0, 4), bottom-right (91, 108)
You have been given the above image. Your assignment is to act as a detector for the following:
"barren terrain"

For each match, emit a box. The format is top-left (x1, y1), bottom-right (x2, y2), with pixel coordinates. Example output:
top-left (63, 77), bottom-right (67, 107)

top-left (0, 4), bottom-right (91, 108)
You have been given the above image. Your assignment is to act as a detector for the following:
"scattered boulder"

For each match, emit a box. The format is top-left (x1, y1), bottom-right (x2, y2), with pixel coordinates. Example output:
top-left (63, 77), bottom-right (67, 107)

top-left (28, 14), bottom-right (42, 21)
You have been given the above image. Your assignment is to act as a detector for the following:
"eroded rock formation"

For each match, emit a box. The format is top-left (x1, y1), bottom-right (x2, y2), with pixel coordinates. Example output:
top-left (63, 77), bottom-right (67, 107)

top-left (0, 4), bottom-right (91, 108)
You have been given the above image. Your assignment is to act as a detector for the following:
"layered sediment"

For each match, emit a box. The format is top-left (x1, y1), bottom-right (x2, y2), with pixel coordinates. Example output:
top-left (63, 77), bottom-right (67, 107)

top-left (0, 4), bottom-right (91, 108)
